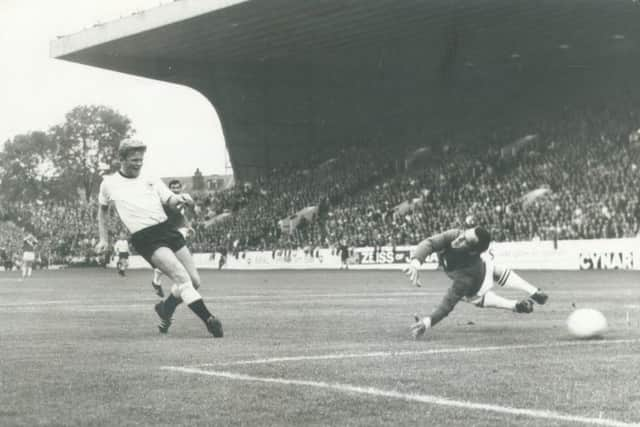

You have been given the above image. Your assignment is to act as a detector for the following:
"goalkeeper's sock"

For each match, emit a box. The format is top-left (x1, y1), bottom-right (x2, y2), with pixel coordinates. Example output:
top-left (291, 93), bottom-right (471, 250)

top-left (188, 299), bottom-right (213, 323)
top-left (481, 291), bottom-right (517, 311)
top-left (497, 269), bottom-right (537, 294)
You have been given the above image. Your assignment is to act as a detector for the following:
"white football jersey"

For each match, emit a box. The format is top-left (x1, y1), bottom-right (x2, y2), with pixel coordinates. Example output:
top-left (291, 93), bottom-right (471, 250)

top-left (99, 172), bottom-right (174, 234)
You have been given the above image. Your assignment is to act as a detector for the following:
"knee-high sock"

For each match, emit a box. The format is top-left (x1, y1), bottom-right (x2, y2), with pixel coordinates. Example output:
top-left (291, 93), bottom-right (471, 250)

top-left (497, 269), bottom-right (538, 295)
top-left (163, 292), bottom-right (182, 317)
top-left (481, 291), bottom-right (516, 311)
top-left (170, 282), bottom-right (213, 323)
top-left (188, 299), bottom-right (213, 323)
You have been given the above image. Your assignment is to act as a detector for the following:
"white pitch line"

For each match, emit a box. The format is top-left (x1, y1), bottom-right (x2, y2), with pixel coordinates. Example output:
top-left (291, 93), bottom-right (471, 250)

top-left (0, 300), bottom-right (84, 306)
top-left (162, 367), bottom-right (639, 427)
top-left (212, 291), bottom-right (444, 299)
top-left (200, 339), bottom-right (640, 367)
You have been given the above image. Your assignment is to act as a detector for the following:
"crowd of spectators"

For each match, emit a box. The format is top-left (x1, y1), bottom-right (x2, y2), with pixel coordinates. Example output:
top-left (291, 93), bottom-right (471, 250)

top-left (0, 200), bottom-right (124, 265)
top-left (2, 101), bottom-right (640, 259)
top-left (193, 145), bottom-right (400, 251)
top-left (322, 102), bottom-right (640, 246)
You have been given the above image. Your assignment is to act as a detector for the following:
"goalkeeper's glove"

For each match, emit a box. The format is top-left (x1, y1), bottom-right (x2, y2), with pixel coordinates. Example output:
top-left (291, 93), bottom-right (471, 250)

top-left (410, 314), bottom-right (431, 339)
top-left (402, 258), bottom-right (422, 287)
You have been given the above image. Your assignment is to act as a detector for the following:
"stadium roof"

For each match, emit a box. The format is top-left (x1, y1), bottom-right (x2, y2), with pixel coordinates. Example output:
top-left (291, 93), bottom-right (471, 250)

top-left (51, 0), bottom-right (640, 179)
top-left (52, 0), bottom-right (639, 73)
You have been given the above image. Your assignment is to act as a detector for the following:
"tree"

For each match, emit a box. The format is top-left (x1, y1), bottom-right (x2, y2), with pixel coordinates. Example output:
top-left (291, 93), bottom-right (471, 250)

top-left (0, 131), bottom-right (56, 201)
top-left (51, 105), bottom-right (134, 201)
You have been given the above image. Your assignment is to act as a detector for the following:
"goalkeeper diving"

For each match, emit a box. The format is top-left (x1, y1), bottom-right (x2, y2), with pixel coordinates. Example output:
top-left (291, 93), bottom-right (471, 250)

top-left (403, 226), bottom-right (549, 339)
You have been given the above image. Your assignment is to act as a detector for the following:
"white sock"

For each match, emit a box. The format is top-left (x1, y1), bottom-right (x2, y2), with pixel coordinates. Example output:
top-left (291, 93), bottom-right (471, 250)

top-left (482, 291), bottom-right (517, 311)
top-left (497, 269), bottom-right (538, 295)
top-left (174, 281), bottom-right (201, 305)
top-left (152, 268), bottom-right (163, 285)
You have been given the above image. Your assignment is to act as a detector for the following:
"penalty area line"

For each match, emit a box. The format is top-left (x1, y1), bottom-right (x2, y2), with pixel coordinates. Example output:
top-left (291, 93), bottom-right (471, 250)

top-left (162, 367), bottom-right (638, 427)
top-left (199, 338), bottom-right (640, 367)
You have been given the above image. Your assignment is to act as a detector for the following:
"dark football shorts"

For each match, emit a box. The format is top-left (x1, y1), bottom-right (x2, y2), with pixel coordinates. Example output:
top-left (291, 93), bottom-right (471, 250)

top-left (118, 252), bottom-right (130, 259)
top-left (130, 221), bottom-right (186, 265)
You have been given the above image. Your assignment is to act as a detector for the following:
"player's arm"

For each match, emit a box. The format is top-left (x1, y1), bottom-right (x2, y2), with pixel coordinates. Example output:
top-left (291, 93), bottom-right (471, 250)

top-left (96, 178), bottom-right (113, 254)
top-left (166, 192), bottom-right (194, 211)
top-left (403, 229), bottom-right (459, 286)
top-left (96, 204), bottom-right (110, 253)
top-left (411, 285), bottom-right (463, 338)
top-left (412, 229), bottom-right (459, 263)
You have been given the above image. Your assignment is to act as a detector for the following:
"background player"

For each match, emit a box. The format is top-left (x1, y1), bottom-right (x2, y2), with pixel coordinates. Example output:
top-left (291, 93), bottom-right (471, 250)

top-left (337, 239), bottom-right (350, 270)
top-left (21, 234), bottom-right (38, 279)
top-left (403, 226), bottom-right (548, 338)
top-left (217, 245), bottom-right (228, 270)
top-left (113, 235), bottom-right (130, 276)
top-left (150, 179), bottom-right (195, 297)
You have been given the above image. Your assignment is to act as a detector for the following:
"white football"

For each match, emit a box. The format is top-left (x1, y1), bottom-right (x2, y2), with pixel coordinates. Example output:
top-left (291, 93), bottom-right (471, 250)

top-left (567, 308), bottom-right (608, 339)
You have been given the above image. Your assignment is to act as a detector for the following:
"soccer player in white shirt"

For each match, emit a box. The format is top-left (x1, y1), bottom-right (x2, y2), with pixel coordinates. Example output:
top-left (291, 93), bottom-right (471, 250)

top-left (21, 234), bottom-right (38, 279)
top-left (96, 139), bottom-right (222, 337)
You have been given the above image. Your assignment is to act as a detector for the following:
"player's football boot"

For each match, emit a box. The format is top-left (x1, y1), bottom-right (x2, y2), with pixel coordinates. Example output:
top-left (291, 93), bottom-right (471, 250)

top-left (151, 281), bottom-right (164, 298)
top-left (514, 299), bottom-right (534, 313)
top-left (154, 301), bottom-right (173, 334)
top-left (529, 290), bottom-right (548, 305)
top-left (206, 316), bottom-right (224, 338)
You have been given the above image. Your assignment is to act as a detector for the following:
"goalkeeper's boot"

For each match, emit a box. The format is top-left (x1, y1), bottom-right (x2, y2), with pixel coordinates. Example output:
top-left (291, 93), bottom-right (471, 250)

top-left (529, 290), bottom-right (548, 305)
top-left (154, 301), bottom-right (173, 334)
top-left (206, 316), bottom-right (224, 338)
top-left (151, 281), bottom-right (164, 298)
top-left (514, 299), bottom-right (534, 314)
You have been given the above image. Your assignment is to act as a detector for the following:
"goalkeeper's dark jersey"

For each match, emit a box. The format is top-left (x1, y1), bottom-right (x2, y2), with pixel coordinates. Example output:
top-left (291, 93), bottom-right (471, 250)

top-left (412, 229), bottom-right (487, 325)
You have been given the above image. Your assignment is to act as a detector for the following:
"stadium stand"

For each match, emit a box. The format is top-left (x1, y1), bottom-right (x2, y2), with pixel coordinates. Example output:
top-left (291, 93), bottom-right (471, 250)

top-left (3, 101), bottom-right (640, 260)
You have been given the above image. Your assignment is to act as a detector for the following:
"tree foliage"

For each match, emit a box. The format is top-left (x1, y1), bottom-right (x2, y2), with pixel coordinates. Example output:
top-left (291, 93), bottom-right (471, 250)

top-left (50, 105), bottom-right (134, 201)
top-left (0, 131), bottom-right (56, 200)
top-left (0, 105), bottom-right (134, 203)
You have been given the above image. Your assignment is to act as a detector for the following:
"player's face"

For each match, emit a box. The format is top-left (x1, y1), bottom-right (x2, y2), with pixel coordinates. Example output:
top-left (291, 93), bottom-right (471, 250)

top-left (170, 183), bottom-right (182, 194)
top-left (451, 228), bottom-right (479, 251)
top-left (121, 150), bottom-right (145, 177)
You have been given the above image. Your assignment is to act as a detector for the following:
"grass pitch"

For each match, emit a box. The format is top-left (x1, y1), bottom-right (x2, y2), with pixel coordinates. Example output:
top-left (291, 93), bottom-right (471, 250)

top-left (1, 268), bottom-right (639, 426)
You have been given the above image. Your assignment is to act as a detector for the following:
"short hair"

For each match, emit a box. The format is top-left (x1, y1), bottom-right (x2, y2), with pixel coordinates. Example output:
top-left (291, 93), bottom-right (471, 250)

top-left (168, 179), bottom-right (182, 187)
top-left (472, 226), bottom-right (491, 253)
top-left (118, 139), bottom-right (146, 160)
